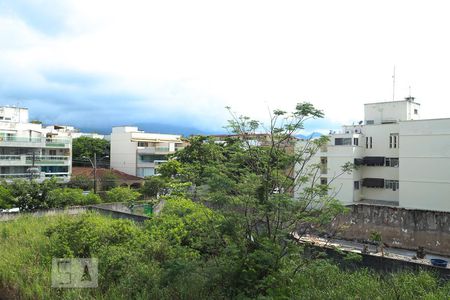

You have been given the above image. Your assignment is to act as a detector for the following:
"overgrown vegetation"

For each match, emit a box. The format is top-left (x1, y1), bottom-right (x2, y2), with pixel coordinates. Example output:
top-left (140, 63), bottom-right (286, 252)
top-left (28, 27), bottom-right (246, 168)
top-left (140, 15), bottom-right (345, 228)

top-left (1, 209), bottom-right (450, 299)
top-left (1, 103), bottom-right (446, 299)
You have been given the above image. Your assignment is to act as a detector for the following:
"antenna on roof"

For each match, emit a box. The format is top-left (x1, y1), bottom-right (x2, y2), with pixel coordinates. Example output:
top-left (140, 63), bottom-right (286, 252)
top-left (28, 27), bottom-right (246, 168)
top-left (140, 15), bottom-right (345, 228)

top-left (392, 65), bottom-right (396, 101)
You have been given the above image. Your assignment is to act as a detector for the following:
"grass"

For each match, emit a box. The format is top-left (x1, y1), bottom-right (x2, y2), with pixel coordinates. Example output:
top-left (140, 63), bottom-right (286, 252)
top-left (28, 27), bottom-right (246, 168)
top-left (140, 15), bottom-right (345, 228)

top-left (0, 214), bottom-right (103, 299)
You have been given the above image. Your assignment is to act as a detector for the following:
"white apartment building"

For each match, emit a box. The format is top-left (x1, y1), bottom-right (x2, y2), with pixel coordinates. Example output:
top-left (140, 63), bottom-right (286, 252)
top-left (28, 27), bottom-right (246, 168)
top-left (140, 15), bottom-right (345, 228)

top-left (295, 97), bottom-right (450, 212)
top-left (110, 126), bottom-right (185, 177)
top-left (0, 106), bottom-right (72, 182)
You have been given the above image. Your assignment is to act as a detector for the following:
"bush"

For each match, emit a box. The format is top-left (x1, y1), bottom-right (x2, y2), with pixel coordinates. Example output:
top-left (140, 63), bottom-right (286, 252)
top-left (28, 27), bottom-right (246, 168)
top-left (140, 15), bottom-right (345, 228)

top-left (47, 188), bottom-right (102, 207)
top-left (141, 176), bottom-right (167, 198)
top-left (105, 187), bottom-right (141, 204)
top-left (100, 171), bottom-right (119, 191)
top-left (0, 186), bottom-right (15, 209)
top-left (68, 175), bottom-right (94, 190)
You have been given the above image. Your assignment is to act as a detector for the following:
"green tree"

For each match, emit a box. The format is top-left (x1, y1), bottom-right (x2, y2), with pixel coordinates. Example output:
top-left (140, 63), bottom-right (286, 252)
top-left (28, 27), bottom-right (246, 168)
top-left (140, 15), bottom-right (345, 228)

top-left (68, 175), bottom-right (94, 190)
top-left (106, 187), bottom-right (141, 204)
top-left (141, 176), bottom-right (167, 199)
top-left (0, 185), bottom-right (15, 209)
top-left (160, 103), bottom-right (352, 297)
top-left (7, 178), bottom-right (60, 211)
top-left (100, 171), bottom-right (118, 191)
top-left (72, 136), bottom-right (110, 167)
top-left (47, 188), bottom-right (101, 207)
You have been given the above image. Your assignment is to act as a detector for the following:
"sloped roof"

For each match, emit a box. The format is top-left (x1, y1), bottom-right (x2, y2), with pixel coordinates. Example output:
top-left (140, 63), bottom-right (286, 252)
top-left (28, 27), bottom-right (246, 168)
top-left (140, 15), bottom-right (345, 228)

top-left (72, 167), bottom-right (143, 181)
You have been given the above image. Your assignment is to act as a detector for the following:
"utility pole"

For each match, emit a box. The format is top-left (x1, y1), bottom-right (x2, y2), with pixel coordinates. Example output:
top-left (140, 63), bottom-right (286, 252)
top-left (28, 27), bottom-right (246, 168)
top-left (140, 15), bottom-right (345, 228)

top-left (28, 152), bottom-right (37, 182)
top-left (93, 152), bottom-right (97, 194)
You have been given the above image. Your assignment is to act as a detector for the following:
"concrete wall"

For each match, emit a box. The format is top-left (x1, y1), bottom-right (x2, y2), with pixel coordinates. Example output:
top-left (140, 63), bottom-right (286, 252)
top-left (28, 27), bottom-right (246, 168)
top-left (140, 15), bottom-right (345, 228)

top-left (399, 119), bottom-right (450, 211)
top-left (336, 204), bottom-right (450, 256)
top-left (111, 128), bottom-right (137, 176)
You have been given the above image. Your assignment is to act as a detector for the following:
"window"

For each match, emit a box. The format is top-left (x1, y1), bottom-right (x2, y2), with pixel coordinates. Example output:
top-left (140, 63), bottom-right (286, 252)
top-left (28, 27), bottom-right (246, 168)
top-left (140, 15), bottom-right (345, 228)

top-left (366, 120), bottom-right (374, 125)
top-left (414, 109), bottom-right (418, 115)
top-left (385, 158), bottom-right (399, 167)
top-left (385, 180), bottom-right (399, 191)
top-left (366, 137), bottom-right (369, 148)
top-left (139, 154), bottom-right (166, 162)
top-left (354, 181), bottom-right (360, 190)
top-left (137, 167), bottom-right (154, 177)
top-left (320, 178), bottom-right (327, 185)
top-left (335, 138), bottom-right (352, 145)
top-left (390, 134), bottom-right (399, 148)
top-left (137, 141), bottom-right (148, 147)
top-left (369, 137), bottom-right (373, 148)
top-left (353, 138), bottom-right (359, 146)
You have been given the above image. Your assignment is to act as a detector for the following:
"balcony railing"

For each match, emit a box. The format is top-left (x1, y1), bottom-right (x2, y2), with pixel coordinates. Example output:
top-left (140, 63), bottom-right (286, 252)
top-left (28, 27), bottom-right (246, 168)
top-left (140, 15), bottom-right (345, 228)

top-left (137, 146), bottom-right (171, 154)
top-left (0, 155), bottom-right (70, 165)
top-left (26, 155), bottom-right (70, 165)
top-left (0, 136), bottom-right (71, 147)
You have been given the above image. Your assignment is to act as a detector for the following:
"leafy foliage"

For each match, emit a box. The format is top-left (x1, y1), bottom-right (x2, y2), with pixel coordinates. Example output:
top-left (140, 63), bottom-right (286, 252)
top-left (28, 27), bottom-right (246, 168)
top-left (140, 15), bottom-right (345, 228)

top-left (106, 187), bottom-right (141, 204)
top-left (100, 171), bottom-right (119, 191)
top-left (72, 137), bottom-right (110, 167)
top-left (47, 188), bottom-right (101, 207)
top-left (140, 176), bottom-right (167, 198)
top-left (68, 174), bottom-right (94, 190)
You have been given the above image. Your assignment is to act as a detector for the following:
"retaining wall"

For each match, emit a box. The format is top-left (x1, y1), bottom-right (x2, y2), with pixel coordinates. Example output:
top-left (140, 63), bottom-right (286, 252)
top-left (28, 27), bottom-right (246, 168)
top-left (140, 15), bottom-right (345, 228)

top-left (336, 204), bottom-right (450, 256)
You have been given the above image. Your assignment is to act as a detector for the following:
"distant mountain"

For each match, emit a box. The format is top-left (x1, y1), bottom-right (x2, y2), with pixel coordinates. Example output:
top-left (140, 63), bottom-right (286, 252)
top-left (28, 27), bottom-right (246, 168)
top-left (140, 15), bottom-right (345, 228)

top-left (78, 122), bottom-right (221, 137)
top-left (296, 132), bottom-right (323, 139)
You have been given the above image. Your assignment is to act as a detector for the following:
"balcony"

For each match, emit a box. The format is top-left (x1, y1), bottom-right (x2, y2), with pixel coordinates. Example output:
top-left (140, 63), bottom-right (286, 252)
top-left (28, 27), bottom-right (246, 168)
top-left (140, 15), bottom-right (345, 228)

top-left (0, 136), bottom-right (71, 148)
top-left (0, 136), bottom-right (45, 147)
top-left (137, 146), bottom-right (171, 154)
top-left (0, 155), bottom-right (70, 166)
top-left (45, 138), bottom-right (71, 148)
top-left (0, 172), bottom-right (70, 182)
top-left (26, 155), bottom-right (70, 165)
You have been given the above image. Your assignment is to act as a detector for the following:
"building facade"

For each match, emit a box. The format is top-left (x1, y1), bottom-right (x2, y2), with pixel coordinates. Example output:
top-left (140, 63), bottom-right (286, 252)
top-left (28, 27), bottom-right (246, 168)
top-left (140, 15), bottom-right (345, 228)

top-left (295, 98), bottom-right (450, 212)
top-left (0, 106), bottom-right (72, 182)
top-left (110, 126), bottom-right (185, 178)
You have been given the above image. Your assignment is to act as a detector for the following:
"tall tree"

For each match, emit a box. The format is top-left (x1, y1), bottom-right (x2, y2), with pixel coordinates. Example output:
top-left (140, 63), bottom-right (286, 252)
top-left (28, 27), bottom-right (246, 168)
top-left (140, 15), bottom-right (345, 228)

top-left (157, 102), bottom-right (352, 296)
top-left (72, 137), bottom-right (110, 167)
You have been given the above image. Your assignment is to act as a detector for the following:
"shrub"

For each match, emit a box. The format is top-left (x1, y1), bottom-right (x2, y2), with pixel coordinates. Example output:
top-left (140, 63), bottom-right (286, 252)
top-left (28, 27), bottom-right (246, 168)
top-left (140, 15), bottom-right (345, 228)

top-left (105, 187), bottom-right (141, 204)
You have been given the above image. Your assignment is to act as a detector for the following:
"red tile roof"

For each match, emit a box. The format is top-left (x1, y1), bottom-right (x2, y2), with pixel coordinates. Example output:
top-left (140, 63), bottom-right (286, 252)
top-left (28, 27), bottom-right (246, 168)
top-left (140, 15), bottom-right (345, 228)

top-left (72, 167), bottom-right (143, 181)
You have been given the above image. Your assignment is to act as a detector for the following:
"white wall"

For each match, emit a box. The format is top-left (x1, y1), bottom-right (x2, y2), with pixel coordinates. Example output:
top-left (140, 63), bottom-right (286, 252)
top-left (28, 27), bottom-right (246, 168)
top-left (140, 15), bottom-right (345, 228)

top-left (364, 100), bottom-right (420, 124)
top-left (110, 130), bottom-right (137, 176)
top-left (399, 119), bottom-right (450, 211)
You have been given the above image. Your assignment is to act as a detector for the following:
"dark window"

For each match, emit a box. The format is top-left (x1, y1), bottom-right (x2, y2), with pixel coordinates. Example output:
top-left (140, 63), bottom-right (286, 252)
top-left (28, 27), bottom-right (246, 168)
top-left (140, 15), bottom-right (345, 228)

top-left (137, 141), bottom-right (148, 147)
top-left (139, 154), bottom-right (167, 162)
top-left (320, 178), bottom-right (327, 185)
top-left (414, 109), bottom-right (418, 115)
top-left (335, 138), bottom-right (352, 145)
top-left (366, 120), bottom-right (374, 125)
top-left (369, 137), bottom-right (373, 148)
top-left (363, 156), bottom-right (385, 166)
top-left (385, 180), bottom-right (399, 191)
top-left (354, 181), bottom-right (360, 190)
top-left (390, 134), bottom-right (399, 148)
top-left (385, 157), bottom-right (399, 167)
top-left (362, 178), bottom-right (384, 188)
top-left (365, 137), bottom-right (369, 148)
top-left (353, 138), bottom-right (359, 146)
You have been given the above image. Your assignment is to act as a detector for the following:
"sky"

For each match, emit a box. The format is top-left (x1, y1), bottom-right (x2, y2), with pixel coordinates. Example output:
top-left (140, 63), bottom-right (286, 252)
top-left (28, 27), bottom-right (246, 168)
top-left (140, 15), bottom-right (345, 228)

top-left (1, 0), bottom-right (450, 135)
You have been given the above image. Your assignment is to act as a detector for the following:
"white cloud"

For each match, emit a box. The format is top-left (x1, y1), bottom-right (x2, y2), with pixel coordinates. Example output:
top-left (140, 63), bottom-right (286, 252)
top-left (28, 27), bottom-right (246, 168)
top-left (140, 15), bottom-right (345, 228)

top-left (1, 0), bottom-right (450, 133)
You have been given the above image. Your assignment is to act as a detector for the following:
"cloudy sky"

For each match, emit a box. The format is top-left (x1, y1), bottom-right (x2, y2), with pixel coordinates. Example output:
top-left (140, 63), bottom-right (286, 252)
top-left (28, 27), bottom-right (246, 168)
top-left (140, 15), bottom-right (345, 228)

top-left (1, 0), bottom-right (450, 134)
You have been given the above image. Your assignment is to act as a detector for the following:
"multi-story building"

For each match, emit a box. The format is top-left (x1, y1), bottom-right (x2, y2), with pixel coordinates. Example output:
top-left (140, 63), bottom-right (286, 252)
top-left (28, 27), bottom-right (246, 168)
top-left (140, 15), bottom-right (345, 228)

top-left (0, 106), bottom-right (72, 182)
top-left (295, 97), bottom-right (450, 212)
top-left (110, 126), bottom-right (185, 177)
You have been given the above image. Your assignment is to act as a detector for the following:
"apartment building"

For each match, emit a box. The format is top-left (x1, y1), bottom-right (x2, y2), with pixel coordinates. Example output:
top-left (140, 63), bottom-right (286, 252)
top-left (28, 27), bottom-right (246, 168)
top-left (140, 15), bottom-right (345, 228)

top-left (0, 106), bottom-right (72, 182)
top-left (110, 126), bottom-right (185, 177)
top-left (295, 97), bottom-right (450, 212)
